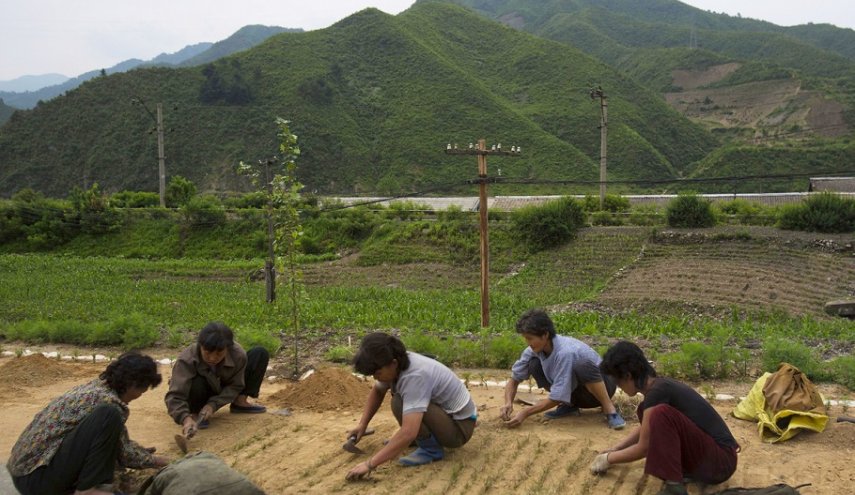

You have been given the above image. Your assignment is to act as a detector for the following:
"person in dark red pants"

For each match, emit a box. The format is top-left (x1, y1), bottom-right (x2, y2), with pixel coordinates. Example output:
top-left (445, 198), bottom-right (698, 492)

top-left (590, 341), bottom-right (740, 495)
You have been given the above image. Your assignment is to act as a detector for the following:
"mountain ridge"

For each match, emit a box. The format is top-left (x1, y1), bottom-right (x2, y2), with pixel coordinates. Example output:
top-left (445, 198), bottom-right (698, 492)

top-left (0, 25), bottom-right (300, 112)
top-left (0, 1), bottom-right (852, 198)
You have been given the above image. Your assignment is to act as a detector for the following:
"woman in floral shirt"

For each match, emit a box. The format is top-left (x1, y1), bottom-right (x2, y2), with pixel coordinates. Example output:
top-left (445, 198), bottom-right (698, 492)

top-left (7, 351), bottom-right (168, 495)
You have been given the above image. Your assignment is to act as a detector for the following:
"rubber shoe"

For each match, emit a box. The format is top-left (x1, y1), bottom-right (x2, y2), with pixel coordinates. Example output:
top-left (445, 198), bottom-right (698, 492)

top-left (606, 412), bottom-right (626, 430)
top-left (398, 434), bottom-right (444, 466)
top-left (230, 403), bottom-right (267, 414)
top-left (544, 404), bottom-right (580, 419)
top-left (657, 481), bottom-right (689, 495)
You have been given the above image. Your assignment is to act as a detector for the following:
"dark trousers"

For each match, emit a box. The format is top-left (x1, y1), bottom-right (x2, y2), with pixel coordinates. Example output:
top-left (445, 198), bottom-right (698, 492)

top-left (644, 404), bottom-right (738, 484)
top-left (529, 357), bottom-right (616, 408)
top-left (391, 394), bottom-right (476, 448)
top-left (187, 346), bottom-right (269, 413)
top-left (13, 404), bottom-right (123, 495)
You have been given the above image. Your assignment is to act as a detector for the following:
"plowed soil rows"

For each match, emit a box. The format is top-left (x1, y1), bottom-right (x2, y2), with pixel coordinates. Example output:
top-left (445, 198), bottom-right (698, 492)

top-left (2, 358), bottom-right (853, 494)
top-left (598, 240), bottom-right (855, 316)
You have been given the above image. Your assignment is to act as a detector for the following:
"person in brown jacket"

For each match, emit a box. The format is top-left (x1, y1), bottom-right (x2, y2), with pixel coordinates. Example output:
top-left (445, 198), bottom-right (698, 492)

top-left (165, 322), bottom-right (269, 437)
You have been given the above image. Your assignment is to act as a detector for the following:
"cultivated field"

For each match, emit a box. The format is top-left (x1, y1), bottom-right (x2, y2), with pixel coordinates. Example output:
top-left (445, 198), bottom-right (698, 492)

top-left (2, 355), bottom-right (853, 494)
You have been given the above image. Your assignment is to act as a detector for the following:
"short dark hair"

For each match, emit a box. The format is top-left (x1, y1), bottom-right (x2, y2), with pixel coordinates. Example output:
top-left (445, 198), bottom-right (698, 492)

top-left (515, 309), bottom-right (556, 339)
top-left (353, 332), bottom-right (410, 376)
top-left (100, 351), bottom-right (162, 395)
top-left (600, 341), bottom-right (657, 391)
top-left (198, 321), bottom-right (234, 351)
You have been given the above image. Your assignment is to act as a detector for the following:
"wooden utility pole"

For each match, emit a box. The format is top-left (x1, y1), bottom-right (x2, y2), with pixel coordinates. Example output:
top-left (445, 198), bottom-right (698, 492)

top-left (132, 98), bottom-right (167, 207)
top-left (591, 87), bottom-right (608, 209)
top-left (446, 139), bottom-right (521, 327)
top-left (264, 158), bottom-right (276, 303)
top-left (156, 103), bottom-right (166, 208)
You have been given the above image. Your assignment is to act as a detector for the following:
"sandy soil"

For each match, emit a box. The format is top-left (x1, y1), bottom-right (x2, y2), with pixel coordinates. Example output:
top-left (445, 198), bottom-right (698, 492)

top-left (1, 355), bottom-right (854, 495)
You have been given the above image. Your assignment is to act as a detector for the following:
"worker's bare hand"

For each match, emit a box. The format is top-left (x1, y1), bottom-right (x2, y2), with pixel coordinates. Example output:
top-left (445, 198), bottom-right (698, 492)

top-left (182, 417), bottom-right (198, 438)
top-left (199, 404), bottom-right (214, 422)
top-left (499, 403), bottom-right (513, 422)
top-left (153, 455), bottom-right (170, 468)
top-left (346, 425), bottom-right (367, 442)
top-left (503, 411), bottom-right (526, 428)
top-left (345, 461), bottom-right (372, 481)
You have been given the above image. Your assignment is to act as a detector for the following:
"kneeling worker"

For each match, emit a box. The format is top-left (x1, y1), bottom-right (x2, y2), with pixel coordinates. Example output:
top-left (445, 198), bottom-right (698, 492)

top-left (500, 309), bottom-right (625, 429)
top-left (165, 322), bottom-right (269, 438)
top-left (346, 332), bottom-right (476, 480)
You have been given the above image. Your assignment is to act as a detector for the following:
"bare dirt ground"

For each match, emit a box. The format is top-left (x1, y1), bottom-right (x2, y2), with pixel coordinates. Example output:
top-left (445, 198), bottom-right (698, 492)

top-left (2, 355), bottom-right (854, 494)
top-left (663, 69), bottom-right (850, 138)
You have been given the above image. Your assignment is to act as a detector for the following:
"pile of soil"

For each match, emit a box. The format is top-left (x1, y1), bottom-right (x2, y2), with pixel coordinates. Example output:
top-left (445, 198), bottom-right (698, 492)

top-left (269, 366), bottom-right (371, 411)
top-left (1, 354), bottom-right (89, 387)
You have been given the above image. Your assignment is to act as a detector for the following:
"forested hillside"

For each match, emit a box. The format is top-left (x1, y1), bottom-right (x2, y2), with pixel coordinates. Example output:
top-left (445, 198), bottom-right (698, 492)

top-left (0, 2), bottom-right (714, 197)
top-left (0, 25), bottom-right (296, 112)
top-left (1, 1), bottom-right (853, 198)
top-left (435, 0), bottom-right (855, 138)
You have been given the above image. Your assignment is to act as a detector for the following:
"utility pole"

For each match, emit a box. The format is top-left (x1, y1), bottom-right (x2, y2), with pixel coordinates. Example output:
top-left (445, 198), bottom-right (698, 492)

top-left (445, 139), bottom-right (521, 328)
top-left (264, 158), bottom-right (276, 303)
top-left (156, 103), bottom-right (166, 208)
top-left (132, 97), bottom-right (167, 207)
top-left (590, 87), bottom-right (608, 209)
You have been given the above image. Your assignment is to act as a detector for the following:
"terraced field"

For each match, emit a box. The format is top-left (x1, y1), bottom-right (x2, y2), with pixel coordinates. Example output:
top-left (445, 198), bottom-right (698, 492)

top-left (597, 231), bottom-right (855, 318)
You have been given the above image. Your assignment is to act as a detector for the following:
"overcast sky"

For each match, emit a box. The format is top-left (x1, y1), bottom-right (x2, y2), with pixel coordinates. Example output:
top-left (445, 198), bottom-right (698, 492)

top-left (2, 0), bottom-right (853, 81)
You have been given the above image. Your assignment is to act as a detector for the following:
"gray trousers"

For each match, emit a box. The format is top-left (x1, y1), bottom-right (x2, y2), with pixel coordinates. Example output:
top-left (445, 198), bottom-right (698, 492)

top-left (391, 394), bottom-right (475, 448)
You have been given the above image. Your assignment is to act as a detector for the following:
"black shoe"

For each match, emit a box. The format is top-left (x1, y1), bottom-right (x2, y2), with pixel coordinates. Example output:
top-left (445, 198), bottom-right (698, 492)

top-left (657, 482), bottom-right (688, 495)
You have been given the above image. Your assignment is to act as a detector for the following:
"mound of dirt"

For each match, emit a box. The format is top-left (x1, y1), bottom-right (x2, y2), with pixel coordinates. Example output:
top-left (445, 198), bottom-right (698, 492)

top-left (1, 354), bottom-right (88, 388)
top-left (269, 366), bottom-right (371, 411)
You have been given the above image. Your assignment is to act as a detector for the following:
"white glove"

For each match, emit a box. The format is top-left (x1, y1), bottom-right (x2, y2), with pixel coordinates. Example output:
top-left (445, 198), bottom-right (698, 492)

top-left (590, 453), bottom-right (610, 474)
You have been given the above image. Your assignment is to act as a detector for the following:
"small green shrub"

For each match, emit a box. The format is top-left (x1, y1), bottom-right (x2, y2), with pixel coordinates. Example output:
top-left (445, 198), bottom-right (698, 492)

top-left (166, 175), bottom-right (197, 208)
top-left (111, 190), bottom-right (160, 208)
top-left (325, 345), bottom-right (355, 363)
top-left (48, 320), bottom-right (91, 344)
top-left (436, 205), bottom-right (468, 223)
top-left (830, 355), bottom-right (855, 390)
top-left (302, 206), bottom-right (380, 253)
top-left (165, 328), bottom-right (189, 348)
top-left (510, 197), bottom-right (585, 252)
top-left (656, 329), bottom-right (745, 380)
top-left (628, 204), bottom-right (663, 226)
top-left (761, 338), bottom-right (820, 378)
top-left (658, 341), bottom-right (732, 380)
top-left (485, 334), bottom-right (526, 369)
top-left (716, 199), bottom-right (774, 225)
top-left (590, 211), bottom-right (623, 226)
top-left (182, 195), bottom-right (226, 227)
top-left (4, 320), bottom-right (51, 343)
top-left (666, 194), bottom-right (716, 228)
top-left (86, 322), bottom-right (118, 345)
top-left (385, 200), bottom-right (427, 221)
top-left (236, 328), bottom-right (282, 355)
top-left (115, 315), bottom-right (160, 350)
top-left (222, 191), bottom-right (267, 209)
top-left (402, 333), bottom-right (444, 359)
top-left (69, 183), bottom-right (123, 234)
top-left (581, 194), bottom-right (630, 212)
top-left (778, 192), bottom-right (855, 233)
top-left (658, 351), bottom-right (699, 380)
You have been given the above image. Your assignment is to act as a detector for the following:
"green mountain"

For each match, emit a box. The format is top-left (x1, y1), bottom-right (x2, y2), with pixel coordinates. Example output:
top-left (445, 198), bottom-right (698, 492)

top-left (431, 0), bottom-right (855, 135)
top-left (0, 2), bottom-right (716, 198)
top-left (0, 26), bottom-right (297, 113)
top-left (177, 25), bottom-right (301, 67)
top-left (0, 99), bottom-right (14, 124)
